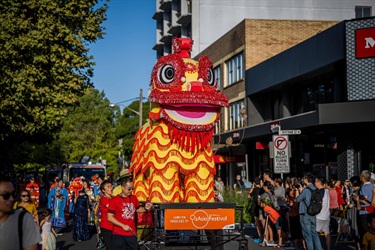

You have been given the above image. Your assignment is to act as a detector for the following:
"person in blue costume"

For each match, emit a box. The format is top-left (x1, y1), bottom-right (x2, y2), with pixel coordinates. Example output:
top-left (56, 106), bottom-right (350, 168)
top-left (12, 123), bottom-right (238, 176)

top-left (47, 179), bottom-right (69, 233)
top-left (73, 189), bottom-right (90, 241)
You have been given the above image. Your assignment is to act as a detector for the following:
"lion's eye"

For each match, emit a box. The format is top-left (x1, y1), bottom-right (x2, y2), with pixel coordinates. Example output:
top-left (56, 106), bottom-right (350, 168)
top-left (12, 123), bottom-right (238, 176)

top-left (158, 64), bottom-right (175, 84)
top-left (207, 67), bottom-right (215, 86)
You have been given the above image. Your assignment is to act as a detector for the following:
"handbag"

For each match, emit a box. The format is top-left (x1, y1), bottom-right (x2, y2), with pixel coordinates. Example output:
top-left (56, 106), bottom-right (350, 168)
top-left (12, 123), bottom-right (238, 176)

top-left (96, 233), bottom-right (105, 249)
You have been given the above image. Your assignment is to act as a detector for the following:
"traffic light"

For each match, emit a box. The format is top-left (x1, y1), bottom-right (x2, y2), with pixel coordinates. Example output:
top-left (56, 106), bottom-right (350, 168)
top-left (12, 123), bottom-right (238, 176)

top-left (299, 153), bottom-right (305, 163)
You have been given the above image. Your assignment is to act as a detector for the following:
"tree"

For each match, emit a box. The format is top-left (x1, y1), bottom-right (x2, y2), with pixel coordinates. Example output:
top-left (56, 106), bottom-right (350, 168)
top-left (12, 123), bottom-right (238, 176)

top-left (114, 100), bottom-right (150, 162)
top-left (0, 0), bottom-right (108, 138)
top-left (57, 88), bottom-right (118, 172)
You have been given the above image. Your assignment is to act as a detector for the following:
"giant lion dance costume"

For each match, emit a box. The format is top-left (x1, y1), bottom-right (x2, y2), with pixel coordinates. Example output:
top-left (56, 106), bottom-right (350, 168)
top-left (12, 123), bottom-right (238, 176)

top-left (129, 38), bottom-right (228, 203)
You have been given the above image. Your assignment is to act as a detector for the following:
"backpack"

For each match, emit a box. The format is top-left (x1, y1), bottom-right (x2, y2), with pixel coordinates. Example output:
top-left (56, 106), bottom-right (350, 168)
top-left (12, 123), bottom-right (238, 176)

top-left (304, 187), bottom-right (322, 216)
top-left (18, 210), bottom-right (27, 250)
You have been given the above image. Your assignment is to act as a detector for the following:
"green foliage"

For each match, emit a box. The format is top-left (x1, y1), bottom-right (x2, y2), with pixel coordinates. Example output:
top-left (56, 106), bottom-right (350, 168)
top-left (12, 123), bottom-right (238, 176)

top-left (57, 88), bottom-right (118, 172)
top-left (222, 187), bottom-right (252, 223)
top-left (114, 100), bottom-right (150, 161)
top-left (0, 0), bottom-right (108, 137)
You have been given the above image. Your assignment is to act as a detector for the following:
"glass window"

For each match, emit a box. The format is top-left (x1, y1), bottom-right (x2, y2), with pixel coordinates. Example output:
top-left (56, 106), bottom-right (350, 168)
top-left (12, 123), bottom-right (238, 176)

top-left (227, 100), bottom-right (245, 130)
top-left (300, 75), bottom-right (334, 113)
top-left (226, 53), bottom-right (244, 86)
top-left (355, 6), bottom-right (372, 18)
top-left (214, 65), bottom-right (222, 89)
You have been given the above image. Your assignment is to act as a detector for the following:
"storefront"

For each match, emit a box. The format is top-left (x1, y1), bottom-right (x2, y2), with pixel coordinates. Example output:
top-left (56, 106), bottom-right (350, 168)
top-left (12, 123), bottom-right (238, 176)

top-left (213, 17), bottom-right (375, 181)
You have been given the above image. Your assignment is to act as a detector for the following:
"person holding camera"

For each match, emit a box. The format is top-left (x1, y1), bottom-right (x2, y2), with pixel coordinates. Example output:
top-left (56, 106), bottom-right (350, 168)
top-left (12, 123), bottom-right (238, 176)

top-left (288, 182), bottom-right (306, 250)
top-left (296, 173), bottom-right (323, 250)
top-left (249, 177), bottom-right (264, 244)
top-left (354, 170), bottom-right (374, 244)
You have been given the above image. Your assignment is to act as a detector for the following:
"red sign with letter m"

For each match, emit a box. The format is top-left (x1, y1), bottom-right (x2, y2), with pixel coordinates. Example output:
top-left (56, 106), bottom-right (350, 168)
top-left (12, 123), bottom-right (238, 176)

top-left (355, 27), bottom-right (375, 59)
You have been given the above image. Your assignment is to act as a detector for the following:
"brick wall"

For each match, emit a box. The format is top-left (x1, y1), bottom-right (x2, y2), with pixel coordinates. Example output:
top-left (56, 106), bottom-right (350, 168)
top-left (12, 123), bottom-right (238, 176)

top-left (244, 19), bottom-right (338, 68)
top-left (196, 18), bottom-right (338, 70)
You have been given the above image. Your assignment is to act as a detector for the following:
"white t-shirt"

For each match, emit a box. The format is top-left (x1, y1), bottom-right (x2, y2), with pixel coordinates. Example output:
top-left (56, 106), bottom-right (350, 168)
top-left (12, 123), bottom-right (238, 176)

top-left (0, 210), bottom-right (42, 250)
top-left (316, 188), bottom-right (330, 221)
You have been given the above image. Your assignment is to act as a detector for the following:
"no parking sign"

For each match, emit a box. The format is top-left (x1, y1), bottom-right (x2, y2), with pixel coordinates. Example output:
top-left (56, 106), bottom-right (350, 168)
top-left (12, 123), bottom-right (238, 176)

top-left (273, 135), bottom-right (290, 174)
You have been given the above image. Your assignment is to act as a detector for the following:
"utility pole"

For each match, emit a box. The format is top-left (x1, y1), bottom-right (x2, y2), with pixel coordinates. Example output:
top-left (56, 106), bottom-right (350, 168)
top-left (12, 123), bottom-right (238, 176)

top-left (139, 88), bottom-right (143, 129)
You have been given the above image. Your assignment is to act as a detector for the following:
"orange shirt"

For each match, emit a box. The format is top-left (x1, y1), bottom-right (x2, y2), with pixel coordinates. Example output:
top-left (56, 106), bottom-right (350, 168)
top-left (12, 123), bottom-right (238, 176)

top-left (29, 190), bottom-right (40, 208)
top-left (26, 183), bottom-right (39, 194)
top-left (263, 205), bottom-right (280, 224)
top-left (49, 182), bottom-right (57, 191)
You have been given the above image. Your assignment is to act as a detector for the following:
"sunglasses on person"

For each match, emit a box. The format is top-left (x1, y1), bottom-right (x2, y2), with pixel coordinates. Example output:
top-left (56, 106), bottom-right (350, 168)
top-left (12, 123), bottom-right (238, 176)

top-left (21, 194), bottom-right (29, 197)
top-left (0, 191), bottom-right (18, 200)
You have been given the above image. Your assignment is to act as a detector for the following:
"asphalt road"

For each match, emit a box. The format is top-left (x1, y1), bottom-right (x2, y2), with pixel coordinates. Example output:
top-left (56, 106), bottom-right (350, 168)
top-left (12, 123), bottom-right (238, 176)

top-left (40, 197), bottom-right (357, 250)
top-left (54, 222), bottom-right (358, 250)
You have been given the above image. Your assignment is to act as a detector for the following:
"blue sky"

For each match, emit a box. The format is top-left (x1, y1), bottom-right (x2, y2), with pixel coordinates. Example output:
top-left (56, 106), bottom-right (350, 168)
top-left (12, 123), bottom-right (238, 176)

top-left (90, 0), bottom-right (156, 104)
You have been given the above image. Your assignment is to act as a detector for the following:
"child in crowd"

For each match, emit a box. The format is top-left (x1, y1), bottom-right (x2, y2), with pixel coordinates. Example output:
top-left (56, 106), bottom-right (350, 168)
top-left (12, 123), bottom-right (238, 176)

top-left (362, 213), bottom-right (375, 250)
top-left (40, 209), bottom-right (57, 250)
top-left (260, 197), bottom-right (283, 249)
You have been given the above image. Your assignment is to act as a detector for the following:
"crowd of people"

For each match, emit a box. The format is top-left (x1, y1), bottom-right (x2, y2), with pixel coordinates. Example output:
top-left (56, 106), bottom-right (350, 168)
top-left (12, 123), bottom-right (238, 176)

top-left (2, 168), bottom-right (375, 250)
top-left (246, 169), bottom-right (375, 250)
top-left (0, 168), bottom-right (153, 250)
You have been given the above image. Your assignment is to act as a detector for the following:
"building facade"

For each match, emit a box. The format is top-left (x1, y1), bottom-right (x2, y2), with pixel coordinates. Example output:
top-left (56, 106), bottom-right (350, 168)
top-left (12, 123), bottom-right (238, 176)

top-left (212, 17), bottom-right (375, 182)
top-left (153, 0), bottom-right (374, 58)
top-left (194, 19), bottom-right (338, 184)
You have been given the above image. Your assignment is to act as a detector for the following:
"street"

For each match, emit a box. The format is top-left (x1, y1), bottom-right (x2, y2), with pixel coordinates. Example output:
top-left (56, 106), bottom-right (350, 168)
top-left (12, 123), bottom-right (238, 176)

top-left (54, 222), bottom-right (358, 250)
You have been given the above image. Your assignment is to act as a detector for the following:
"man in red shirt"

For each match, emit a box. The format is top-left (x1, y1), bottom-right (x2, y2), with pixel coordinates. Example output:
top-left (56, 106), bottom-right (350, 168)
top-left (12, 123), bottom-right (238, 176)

top-left (108, 177), bottom-right (153, 249)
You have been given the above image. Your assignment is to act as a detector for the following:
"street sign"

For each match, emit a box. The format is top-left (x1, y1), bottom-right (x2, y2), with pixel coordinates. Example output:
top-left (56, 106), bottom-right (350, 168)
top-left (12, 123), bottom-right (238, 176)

top-left (279, 130), bottom-right (301, 135)
top-left (273, 135), bottom-right (290, 174)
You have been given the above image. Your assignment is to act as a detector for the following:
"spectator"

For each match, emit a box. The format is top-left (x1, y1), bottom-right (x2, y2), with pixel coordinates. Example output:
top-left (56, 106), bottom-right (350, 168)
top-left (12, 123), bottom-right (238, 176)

top-left (233, 175), bottom-right (245, 194)
top-left (343, 179), bottom-right (352, 205)
top-left (82, 178), bottom-right (95, 225)
top-left (107, 177), bottom-right (153, 249)
top-left (259, 181), bottom-right (275, 245)
top-left (73, 189), bottom-right (90, 241)
top-left (0, 174), bottom-right (41, 250)
top-left (13, 189), bottom-right (39, 226)
top-left (274, 178), bottom-right (286, 207)
top-left (47, 179), bottom-right (68, 233)
top-left (296, 173), bottom-right (323, 250)
top-left (328, 182), bottom-right (339, 211)
top-left (213, 186), bottom-right (224, 203)
top-left (260, 197), bottom-right (283, 249)
top-left (315, 177), bottom-right (331, 250)
top-left (362, 213), bottom-right (375, 250)
top-left (334, 180), bottom-right (345, 209)
top-left (370, 172), bottom-right (375, 185)
top-left (354, 170), bottom-right (374, 243)
top-left (49, 177), bottom-right (59, 191)
top-left (40, 209), bottom-right (57, 250)
top-left (288, 181), bottom-right (306, 250)
top-left (93, 176), bottom-right (104, 198)
top-left (263, 169), bottom-right (274, 185)
top-left (99, 180), bottom-right (114, 250)
top-left (347, 176), bottom-right (362, 249)
top-left (274, 177), bottom-right (289, 242)
top-left (29, 186), bottom-right (39, 208)
top-left (243, 177), bottom-right (252, 190)
top-left (250, 177), bottom-right (264, 244)
top-left (26, 177), bottom-right (40, 208)
top-left (214, 176), bottom-right (224, 194)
